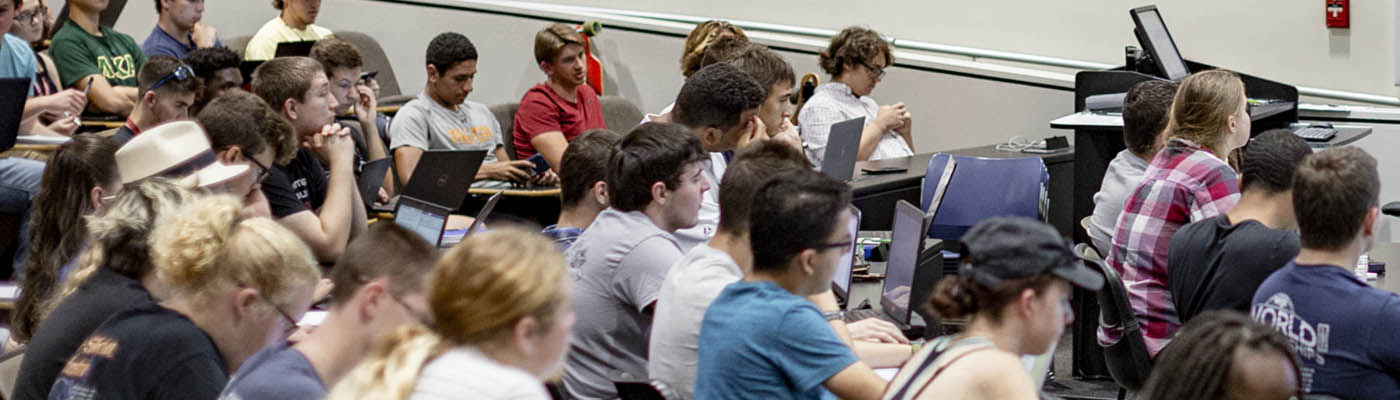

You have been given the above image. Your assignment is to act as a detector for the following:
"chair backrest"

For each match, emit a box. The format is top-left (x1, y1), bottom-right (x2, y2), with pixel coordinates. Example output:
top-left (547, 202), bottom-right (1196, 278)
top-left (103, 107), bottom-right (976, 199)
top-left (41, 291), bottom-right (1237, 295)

top-left (922, 153), bottom-right (1048, 240)
top-left (226, 35), bottom-right (252, 59)
top-left (600, 95), bottom-right (644, 132)
top-left (490, 103), bottom-right (521, 160)
top-left (1078, 243), bottom-right (1154, 391)
top-left (332, 31), bottom-right (403, 98)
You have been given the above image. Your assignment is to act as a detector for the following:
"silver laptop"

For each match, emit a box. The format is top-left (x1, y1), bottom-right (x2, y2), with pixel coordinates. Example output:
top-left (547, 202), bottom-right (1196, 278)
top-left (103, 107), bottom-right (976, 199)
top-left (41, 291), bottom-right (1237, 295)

top-left (394, 196), bottom-right (452, 247)
top-left (820, 116), bottom-right (865, 181)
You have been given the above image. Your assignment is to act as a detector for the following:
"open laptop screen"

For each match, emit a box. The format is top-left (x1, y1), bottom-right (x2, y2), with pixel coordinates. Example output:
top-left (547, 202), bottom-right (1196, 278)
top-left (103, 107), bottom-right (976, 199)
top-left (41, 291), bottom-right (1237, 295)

top-left (394, 197), bottom-right (448, 246)
top-left (882, 200), bottom-right (924, 324)
top-left (831, 205), bottom-right (861, 302)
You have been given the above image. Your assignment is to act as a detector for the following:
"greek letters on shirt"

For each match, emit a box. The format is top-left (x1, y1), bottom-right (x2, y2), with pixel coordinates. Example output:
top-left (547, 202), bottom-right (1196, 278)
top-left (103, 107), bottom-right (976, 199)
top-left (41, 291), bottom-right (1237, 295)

top-left (96, 54), bottom-right (138, 81)
top-left (291, 177), bottom-right (311, 210)
top-left (445, 125), bottom-right (494, 145)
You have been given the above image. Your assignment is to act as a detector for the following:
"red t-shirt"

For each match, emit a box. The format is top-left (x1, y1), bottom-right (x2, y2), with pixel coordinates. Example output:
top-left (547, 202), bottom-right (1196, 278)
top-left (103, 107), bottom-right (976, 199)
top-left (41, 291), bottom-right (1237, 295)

top-left (511, 83), bottom-right (606, 159)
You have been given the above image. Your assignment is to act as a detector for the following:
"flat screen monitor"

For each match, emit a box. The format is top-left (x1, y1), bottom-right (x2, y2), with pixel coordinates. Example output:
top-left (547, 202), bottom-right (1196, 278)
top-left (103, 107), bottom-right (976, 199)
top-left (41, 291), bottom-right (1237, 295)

top-left (1131, 5), bottom-right (1190, 81)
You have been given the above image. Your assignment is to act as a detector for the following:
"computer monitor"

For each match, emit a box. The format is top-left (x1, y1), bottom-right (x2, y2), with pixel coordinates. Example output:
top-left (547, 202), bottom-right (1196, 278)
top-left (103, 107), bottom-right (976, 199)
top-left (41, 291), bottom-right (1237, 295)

top-left (1131, 5), bottom-right (1190, 81)
top-left (882, 200), bottom-right (929, 325)
top-left (0, 78), bottom-right (28, 153)
top-left (831, 205), bottom-right (861, 304)
top-left (394, 197), bottom-right (450, 246)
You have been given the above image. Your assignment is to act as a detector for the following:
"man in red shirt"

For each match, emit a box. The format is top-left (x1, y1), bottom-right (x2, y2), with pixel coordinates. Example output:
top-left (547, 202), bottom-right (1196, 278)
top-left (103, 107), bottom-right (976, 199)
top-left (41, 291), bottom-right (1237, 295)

top-left (512, 22), bottom-right (606, 171)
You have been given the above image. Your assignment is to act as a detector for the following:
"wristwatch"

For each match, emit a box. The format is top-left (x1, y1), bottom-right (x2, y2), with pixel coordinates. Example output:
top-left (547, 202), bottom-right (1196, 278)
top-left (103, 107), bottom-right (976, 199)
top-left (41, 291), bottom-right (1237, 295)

top-left (821, 310), bottom-right (845, 321)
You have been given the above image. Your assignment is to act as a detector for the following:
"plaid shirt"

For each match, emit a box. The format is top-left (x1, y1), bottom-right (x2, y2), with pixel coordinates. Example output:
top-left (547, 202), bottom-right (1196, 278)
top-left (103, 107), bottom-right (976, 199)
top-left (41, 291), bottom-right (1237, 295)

top-left (1097, 138), bottom-right (1239, 357)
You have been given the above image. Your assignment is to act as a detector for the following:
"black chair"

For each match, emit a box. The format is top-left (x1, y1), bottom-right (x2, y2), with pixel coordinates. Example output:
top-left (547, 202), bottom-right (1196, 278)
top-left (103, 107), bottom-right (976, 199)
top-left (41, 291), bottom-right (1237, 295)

top-left (1077, 243), bottom-right (1153, 400)
top-left (1383, 201), bottom-right (1400, 217)
top-left (489, 102), bottom-right (522, 160)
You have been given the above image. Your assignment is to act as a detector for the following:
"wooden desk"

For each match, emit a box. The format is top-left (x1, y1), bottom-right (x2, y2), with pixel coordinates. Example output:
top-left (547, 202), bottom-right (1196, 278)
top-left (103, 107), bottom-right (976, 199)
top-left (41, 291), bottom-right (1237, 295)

top-left (461, 186), bottom-right (562, 227)
top-left (80, 120), bottom-right (122, 129)
top-left (376, 105), bottom-right (401, 115)
top-left (467, 187), bottom-right (561, 197)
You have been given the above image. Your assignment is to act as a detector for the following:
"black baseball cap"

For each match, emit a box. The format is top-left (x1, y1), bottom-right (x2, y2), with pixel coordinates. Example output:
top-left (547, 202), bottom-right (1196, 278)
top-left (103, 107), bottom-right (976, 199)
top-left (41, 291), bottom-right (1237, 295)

top-left (957, 217), bottom-right (1104, 291)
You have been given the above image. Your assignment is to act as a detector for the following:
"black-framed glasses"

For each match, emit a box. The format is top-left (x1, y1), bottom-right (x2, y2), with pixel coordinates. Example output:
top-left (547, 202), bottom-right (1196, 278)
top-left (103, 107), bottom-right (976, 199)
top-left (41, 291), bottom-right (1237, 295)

top-left (257, 294), bottom-right (300, 339)
top-left (387, 291), bottom-right (435, 329)
top-left (14, 6), bottom-right (46, 23)
top-left (860, 61), bottom-right (886, 80)
top-left (246, 156), bottom-right (272, 184)
top-left (149, 64), bottom-right (194, 92)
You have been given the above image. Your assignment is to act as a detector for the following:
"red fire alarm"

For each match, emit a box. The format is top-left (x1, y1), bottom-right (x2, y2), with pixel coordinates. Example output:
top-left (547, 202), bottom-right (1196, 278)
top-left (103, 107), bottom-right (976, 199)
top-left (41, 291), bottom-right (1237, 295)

top-left (1326, 0), bottom-right (1349, 28)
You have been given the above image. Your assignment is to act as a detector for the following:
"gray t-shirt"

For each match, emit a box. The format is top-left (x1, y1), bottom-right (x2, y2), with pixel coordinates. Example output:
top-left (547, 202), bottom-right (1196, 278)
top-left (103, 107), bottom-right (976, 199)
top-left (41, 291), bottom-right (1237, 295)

top-left (648, 244), bottom-right (743, 399)
top-left (218, 341), bottom-right (324, 400)
top-left (388, 92), bottom-right (502, 164)
top-left (1088, 150), bottom-right (1149, 254)
top-left (563, 208), bottom-right (683, 399)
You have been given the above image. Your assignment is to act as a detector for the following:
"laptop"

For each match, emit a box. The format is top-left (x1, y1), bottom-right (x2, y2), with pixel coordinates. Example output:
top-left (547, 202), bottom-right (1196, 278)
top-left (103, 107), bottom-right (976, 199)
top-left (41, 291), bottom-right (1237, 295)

top-left (0, 78), bottom-right (30, 152)
top-left (376, 150), bottom-right (488, 213)
top-left (275, 40), bottom-right (317, 58)
top-left (832, 205), bottom-right (862, 307)
top-left (395, 196), bottom-right (453, 247)
top-left (359, 158), bottom-right (392, 209)
top-left (924, 156), bottom-right (957, 220)
top-left (819, 116), bottom-right (865, 181)
top-left (440, 189), bottom-right (505, 247)
top-left (867, 200), bottom-right (935, 330)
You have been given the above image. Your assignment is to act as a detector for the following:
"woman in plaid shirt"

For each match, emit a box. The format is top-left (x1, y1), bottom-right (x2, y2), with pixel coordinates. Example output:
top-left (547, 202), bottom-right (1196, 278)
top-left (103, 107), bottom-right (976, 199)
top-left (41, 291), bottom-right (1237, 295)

top-left (1098, 70), bottom-right (1251, 357)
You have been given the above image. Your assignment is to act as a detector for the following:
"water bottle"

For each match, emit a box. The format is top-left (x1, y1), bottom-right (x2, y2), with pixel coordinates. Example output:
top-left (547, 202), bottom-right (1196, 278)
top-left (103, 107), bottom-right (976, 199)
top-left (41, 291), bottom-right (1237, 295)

top-left (1356, 252), bottom-right (1370, 280)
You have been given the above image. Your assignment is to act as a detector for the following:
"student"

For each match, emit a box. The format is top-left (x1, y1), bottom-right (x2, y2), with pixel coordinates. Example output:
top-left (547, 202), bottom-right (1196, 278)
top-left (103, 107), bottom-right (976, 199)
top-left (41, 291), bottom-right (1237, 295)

top-left (245, 0), bottom-right (332, 61)
top-left (197, 90), bottom-right (300, 218)
top-left (51, 0), bottom-right (144, 116)
top-left (12, 179), bottom-right (200, 400)
top-left (651, 141), bottom-right (906, 398)
top-left (543, 128), bottom-right (621, 250)
top-left (324, 228), bottom-right (571, 400)
top-left (1088, 80), bottom-right (1176, 253)
top-left (562, 122), bottom-right (709, 399)
top-left (183, 46), bottom-right (243, 114)
top-left (49, 196), bottom-right (322, 399)
top-left (1100, 70), bottom-right (1250, 357)
top-left (310, 38), bottom-right (389, 186)
top-left (1251, 147), bottom-right (1398, 399)
top-left (643, 34), bottom-right (750, 123)
top-left (108, 55), bottom-right (201, 145)
top-left (882, 217), bottom-right (1103, 400)
top-left (679, 20), bottom-right (747, 79)
top-left (695, 168), bottom-right (886, 399)
top-left (251, 56), bottom-right (367, 263)
top-left (798, 26), bottom-right (913, 165)
top-left (1140, 310), bottom-right (1300, 400)
top-left (390, 32), bottom-right (544, 188)
top-left (511, 23), bottom-right (606, 169)
top-left (1169, 130), bottom-right (1311, 323)
top-left (9, 0), bottom-right (60, 96)
top-left (221, 223), bottom-right (436, 399)
top-left (4, 0), bottom-right (83, 137)
top-left (142, 0), bottom-right (222, 59)
top-left (725, 44), bottom-right (802, 148)
top-left (10, 136), bottom-right (117, 344)
top-left (665, 63), bottom-right (765, 251)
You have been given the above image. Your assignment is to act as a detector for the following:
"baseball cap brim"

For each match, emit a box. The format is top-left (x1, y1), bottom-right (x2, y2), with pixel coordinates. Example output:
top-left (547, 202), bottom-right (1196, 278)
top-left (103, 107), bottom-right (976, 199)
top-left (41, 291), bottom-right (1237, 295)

top-left (1051, 258), bottom-right (1105, 291)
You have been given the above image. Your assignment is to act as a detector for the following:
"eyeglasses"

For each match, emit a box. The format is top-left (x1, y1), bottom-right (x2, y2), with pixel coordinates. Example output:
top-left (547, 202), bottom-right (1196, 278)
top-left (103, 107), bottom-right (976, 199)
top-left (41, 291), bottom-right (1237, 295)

top-left (149, 64), bottom-right (194, 92)
top-left (860, 61), bottom-right (887, 80)
top-left (814, 240), bottom-right (855, 252)
top-left (246, 156), bottom-right (272, 184)
top-left (387, 291), bottom-right (435, 329)
top-left (257, 294), bottom-right (300, 339)
top-left (14, 6), bottom-right (47, 24)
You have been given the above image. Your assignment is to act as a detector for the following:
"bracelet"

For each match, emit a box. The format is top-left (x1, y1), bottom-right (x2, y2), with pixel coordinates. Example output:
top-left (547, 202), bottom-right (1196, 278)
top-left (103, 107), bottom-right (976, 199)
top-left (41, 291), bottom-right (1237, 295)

top-left (821, 310), bottom-right (844, 321)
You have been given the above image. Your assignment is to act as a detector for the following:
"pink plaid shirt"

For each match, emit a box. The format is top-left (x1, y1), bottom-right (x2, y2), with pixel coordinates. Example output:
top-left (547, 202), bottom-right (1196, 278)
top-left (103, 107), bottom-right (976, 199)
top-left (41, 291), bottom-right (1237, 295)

top-left (1097, 138), bottom-right (1239, 357)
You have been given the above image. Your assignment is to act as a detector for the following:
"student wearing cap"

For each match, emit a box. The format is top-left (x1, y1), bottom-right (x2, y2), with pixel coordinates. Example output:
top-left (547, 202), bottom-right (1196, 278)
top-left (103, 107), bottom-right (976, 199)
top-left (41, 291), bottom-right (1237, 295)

top-left (882, 217), bottom-right (1104, 400)
top-left (108, 55), bottom-right (200, 145)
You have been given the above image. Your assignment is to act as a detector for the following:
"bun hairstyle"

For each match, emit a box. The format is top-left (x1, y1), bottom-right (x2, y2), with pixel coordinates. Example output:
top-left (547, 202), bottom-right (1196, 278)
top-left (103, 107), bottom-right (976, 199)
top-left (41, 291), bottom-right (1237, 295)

top-left (681, 20), bottom-right (748, 77)
top-left (151, 196), bottom-right (319, 305)
top-left (325, 229), bottom-right (567, 400)
top-left (928, 273), bottom-right (1056, 321)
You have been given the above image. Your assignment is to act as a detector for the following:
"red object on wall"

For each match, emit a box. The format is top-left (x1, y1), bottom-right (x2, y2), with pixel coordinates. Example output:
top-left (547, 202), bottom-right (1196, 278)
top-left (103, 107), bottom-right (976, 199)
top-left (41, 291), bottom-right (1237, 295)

top-left (1326, 0), bottom-right (1349, 28)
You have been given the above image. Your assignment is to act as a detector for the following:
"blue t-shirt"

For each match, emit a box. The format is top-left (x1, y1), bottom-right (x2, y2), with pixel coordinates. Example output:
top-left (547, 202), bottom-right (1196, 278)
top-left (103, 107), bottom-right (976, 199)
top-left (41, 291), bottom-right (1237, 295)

top-left (541, 224), bottom-right (584, 251)
top-left (0, 33), bottom-right (36, 96)
top-left (694, 281), bottom-right (859, 400)
top-left (142, 26), bottom-right (223, 59)
top-left (218, 341), bottom-right (325, 400)
top-left (1251, 262), bottom-right (1400, 400)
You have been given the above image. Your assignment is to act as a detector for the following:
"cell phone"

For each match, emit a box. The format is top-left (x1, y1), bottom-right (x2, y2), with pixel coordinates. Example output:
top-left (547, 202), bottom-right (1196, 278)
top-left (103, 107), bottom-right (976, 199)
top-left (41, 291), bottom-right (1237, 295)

top-left (526, 154), bottom-right (551, 176)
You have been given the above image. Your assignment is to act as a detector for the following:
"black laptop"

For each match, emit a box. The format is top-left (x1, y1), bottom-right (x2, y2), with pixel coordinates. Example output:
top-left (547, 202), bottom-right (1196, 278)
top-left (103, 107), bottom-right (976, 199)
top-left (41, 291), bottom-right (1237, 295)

top-left (378, 149), bottom-right (487, 213)
top-left (0, 78), bottom-right (29, 152)
top-left (274, 40), bottom-right (317, 58)
top-left (358, 158), bottom-right (392, 209)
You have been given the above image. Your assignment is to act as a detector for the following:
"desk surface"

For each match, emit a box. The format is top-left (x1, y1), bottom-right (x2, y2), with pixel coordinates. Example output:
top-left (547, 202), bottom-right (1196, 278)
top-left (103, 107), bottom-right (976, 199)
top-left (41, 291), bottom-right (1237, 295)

top-left (467, 186), bottom-right (561, 197)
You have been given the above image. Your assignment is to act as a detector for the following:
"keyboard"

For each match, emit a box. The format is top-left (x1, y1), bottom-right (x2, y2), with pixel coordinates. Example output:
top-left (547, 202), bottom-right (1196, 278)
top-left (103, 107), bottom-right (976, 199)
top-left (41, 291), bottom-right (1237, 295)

top-left (1294, 127), bottom-right (1337, 142)
top-left (843, 308), bottom-right (884, 323)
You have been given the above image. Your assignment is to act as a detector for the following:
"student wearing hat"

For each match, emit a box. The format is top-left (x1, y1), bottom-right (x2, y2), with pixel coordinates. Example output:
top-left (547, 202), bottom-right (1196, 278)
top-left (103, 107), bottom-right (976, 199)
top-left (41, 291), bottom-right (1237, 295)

top-left (881, 217), bottom-right (1104, 400)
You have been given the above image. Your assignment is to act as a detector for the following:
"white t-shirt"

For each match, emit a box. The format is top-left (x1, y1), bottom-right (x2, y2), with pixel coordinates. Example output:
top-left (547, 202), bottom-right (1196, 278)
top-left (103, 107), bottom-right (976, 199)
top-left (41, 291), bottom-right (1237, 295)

top-left (411, 347), bottom-right (548, 400)
top-left (797, 82), bottom-right (914, 166)
top-left (648, 244), bottom-right (744, 398)
top-left (244, 17), bottom-right (333, 61)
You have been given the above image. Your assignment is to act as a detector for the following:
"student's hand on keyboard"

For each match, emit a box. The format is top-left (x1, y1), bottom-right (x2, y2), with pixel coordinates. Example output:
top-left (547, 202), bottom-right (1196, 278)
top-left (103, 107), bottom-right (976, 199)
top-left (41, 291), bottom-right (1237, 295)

top-left (849, 318), bottom-right (910, 344)
top-left (481, 160), bottom-right (534, 182)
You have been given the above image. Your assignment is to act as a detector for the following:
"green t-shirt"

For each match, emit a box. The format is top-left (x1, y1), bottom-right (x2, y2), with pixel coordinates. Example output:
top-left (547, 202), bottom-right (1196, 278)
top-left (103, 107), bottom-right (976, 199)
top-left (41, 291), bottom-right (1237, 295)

top-left (51, 21), bottom-right (145, 87)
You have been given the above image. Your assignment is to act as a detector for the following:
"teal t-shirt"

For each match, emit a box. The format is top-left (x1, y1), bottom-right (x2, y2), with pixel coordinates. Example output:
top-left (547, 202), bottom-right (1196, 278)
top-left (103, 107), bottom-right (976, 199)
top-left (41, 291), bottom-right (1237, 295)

top-left (51, 21), bottom-right (145, 87)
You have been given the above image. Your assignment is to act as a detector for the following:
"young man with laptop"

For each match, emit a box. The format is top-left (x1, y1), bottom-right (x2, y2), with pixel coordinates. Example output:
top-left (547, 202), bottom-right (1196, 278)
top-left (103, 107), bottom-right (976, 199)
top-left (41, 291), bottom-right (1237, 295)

top-left (657, 63), bottom-right (766, 252)
top-left (390, 32), bottom-right (552, 190)
top-left (252, 56), bottom-right (367, 263)
top-left (650, 141), bottom-right (906, 398)
top-left (695, 168), bottom-right (895, 400)
top-left (561, 122), bottom-right (709, 400)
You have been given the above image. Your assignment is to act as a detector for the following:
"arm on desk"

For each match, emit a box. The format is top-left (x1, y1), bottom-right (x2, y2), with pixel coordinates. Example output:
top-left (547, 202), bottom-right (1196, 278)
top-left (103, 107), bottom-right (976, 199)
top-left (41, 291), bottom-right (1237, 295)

top-left (73, 75), bottom-right (137, 116)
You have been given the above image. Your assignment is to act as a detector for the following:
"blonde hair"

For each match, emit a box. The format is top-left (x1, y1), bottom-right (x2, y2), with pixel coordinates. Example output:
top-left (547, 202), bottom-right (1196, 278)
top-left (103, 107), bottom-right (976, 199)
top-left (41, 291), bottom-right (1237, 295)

top-left (681, 20), bottom-right (748, 77)
top-left (325, 229), bottom-right (566, 400)
top-left (533, 23), bottom-right (585, 65)
top-left (1164, 70), bottom-right (1246, 155)
top-left (47, 179), bottom-right (202, 318)
top-left (151, 196), bottom-right (320, 306)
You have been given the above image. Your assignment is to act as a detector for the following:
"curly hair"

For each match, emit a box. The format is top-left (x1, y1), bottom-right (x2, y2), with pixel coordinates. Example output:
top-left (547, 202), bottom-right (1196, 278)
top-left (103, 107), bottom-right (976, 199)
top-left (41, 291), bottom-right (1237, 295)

top-left (183, 47), bottom-right (241, 79)
top-left (818, 26), bottom-right (893, 77)
top-left (1140, 310), bottom-right (1301, 400)
top-left (680, 20), bottom-right (748, 77)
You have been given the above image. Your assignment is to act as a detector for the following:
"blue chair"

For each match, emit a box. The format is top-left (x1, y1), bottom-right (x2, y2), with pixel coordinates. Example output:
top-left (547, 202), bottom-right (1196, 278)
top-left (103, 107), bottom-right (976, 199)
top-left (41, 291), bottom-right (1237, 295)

top-left (921, 153), bottom-right (1048, 240)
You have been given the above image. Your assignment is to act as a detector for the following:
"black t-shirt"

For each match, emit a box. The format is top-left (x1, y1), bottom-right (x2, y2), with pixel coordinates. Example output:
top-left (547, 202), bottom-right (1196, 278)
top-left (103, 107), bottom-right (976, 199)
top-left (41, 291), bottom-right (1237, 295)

top-left (1168, 215), bottom-right (1300, 324)
top-left (47, 301), bottom-right (228, 400)
top-left (14, 267), bottom-right (151, 400)
top-left (263, 148), bottom-right (329, 219)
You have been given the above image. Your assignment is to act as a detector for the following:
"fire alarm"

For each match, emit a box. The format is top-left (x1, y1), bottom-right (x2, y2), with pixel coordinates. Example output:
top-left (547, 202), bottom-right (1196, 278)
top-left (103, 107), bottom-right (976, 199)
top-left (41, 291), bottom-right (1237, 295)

top-left (1326, 0), bottom-right (1349, 28)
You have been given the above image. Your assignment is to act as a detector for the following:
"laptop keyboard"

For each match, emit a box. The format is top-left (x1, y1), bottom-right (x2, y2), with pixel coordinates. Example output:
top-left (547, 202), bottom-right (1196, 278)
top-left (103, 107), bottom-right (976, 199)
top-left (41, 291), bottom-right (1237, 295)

top-left (843, 308), bottom-right (884, 323)
top-left (1294, 127), bottom-right (1337, 142)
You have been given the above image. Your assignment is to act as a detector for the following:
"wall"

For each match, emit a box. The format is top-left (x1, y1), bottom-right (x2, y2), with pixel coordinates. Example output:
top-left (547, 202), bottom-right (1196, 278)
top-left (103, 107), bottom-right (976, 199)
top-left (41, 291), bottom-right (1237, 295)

top-left (536, 0), bottom-right (1397, 100)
